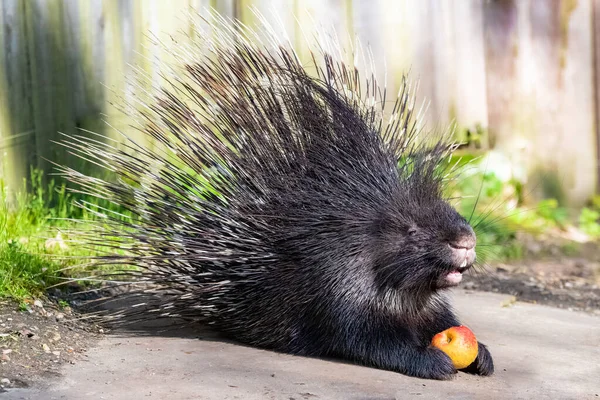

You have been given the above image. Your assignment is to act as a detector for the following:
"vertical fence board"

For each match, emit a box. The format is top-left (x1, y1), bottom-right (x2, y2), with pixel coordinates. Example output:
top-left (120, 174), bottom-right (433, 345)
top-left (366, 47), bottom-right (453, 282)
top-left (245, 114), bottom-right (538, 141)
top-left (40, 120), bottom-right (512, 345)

top-left (554, 0), bottom-right (596, 205)
top-left (351, 0), bottom-right (385, 86)
top-left (449, 0), bottom-right (488, 138)
top-left (0, 0), bottom-right (36, 199)
top-left (594, 0), bottom-right (600, 192)
top-left (26, 0), bottom-right (76, 176)
top-left (484, 0), bottom-right (533, 191)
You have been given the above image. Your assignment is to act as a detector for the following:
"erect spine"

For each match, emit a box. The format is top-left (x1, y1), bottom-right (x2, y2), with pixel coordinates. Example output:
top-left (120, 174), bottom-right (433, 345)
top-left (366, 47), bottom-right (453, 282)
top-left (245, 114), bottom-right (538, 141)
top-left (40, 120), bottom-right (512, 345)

top-left (54, 9), bottom-right (458, 322)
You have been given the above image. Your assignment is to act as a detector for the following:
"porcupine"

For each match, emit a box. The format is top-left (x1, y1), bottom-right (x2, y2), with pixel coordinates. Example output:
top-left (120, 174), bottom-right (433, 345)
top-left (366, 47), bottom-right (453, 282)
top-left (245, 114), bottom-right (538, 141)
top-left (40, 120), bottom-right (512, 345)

top-left (58, 12), bottom-right (494, 380)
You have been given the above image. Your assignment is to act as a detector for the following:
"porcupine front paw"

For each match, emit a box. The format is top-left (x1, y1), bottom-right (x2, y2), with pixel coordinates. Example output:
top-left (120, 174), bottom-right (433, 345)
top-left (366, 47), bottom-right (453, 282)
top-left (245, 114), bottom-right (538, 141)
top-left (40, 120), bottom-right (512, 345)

top-left (402, 347), bottom-right (457, 380)
top-left (462, 342), bottom-right (494, 376)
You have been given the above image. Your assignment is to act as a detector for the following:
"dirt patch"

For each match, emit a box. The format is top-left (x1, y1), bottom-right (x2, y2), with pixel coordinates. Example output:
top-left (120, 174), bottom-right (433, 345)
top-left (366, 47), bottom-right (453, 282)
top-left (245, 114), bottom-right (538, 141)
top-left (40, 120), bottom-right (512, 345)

top-left (0, 299), bottom-right (103, 391)
top-left (464, 256), bottom-right (600, 315)
top-left (463, 233), bottom-right (600, 315)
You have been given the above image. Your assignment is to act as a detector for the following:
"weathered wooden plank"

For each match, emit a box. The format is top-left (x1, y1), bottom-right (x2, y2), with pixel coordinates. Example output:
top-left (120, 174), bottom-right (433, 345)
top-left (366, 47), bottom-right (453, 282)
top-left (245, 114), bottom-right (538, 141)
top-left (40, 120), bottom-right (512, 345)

top-left (0, 0), bottom-right (36, 200)
top-left (24, 0), bottom-right (76, 178)
top-left (447, 0), bottom-right (488, 138)
top-left (551, 0), bottom-right (596, 205)
top-left (594, 0), bottom-right (600, 192)
top-left (351, 0), bottom-right (386, 85)
top-left (483, 0), bottom-right (518, 150)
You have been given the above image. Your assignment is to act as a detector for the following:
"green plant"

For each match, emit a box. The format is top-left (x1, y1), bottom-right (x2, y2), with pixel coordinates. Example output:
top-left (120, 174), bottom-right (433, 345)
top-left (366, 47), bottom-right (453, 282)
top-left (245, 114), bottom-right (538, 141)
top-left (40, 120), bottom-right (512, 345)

top-left (448, 156), bottom-right (588, 262)
top-left (579, 207), bottom-right (600, 238)
top-left (1, 175), bottom-right (63, 299)
top-left (535, 199), bottom-right (569, 228)
top-left (577, 195), bottom-right (600, 238)
top-left (0, 168), bottom-right (131, 301)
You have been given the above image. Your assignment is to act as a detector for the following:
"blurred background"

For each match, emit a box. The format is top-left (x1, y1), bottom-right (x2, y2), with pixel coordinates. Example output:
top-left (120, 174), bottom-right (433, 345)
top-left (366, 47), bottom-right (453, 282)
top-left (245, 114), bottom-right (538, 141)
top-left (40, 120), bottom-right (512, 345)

top-left (0, 1), bottom-right (599, 311)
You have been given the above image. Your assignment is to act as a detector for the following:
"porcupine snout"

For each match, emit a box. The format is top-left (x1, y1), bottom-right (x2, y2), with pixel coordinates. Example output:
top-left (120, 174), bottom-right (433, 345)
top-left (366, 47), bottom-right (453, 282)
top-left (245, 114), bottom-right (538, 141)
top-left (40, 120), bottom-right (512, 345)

top-left (448, 227), bottom-right (476, 269)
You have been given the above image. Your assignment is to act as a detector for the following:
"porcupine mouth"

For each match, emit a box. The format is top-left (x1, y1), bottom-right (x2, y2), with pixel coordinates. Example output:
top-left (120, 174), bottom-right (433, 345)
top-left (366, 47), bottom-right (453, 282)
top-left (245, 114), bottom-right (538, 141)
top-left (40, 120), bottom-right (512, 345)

top-left (444, 259), bottom-right (471, 286)
top-left (441, 240), bottom-right (476, 288)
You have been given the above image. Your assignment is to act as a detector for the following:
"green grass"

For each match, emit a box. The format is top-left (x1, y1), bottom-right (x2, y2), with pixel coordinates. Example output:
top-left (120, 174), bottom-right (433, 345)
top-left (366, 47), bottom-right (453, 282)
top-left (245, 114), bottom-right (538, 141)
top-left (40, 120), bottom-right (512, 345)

top-left (0, 168), bottom-right (126, 301)
top-left (1, 176), bottom-right (61, 299)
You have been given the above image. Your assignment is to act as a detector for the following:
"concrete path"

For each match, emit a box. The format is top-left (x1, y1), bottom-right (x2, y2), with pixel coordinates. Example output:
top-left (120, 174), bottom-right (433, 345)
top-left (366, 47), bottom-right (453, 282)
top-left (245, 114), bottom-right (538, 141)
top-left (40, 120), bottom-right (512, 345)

top-left (3, 290), bottom-right (599, 400)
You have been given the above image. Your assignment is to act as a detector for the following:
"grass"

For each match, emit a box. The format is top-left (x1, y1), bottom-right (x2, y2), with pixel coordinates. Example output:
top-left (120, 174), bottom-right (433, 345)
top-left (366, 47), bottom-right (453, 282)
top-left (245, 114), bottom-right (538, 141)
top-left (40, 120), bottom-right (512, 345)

top-left (0, 177), bottom-right (62, 299)
top-left (0, 168), bottom-right (127, 301)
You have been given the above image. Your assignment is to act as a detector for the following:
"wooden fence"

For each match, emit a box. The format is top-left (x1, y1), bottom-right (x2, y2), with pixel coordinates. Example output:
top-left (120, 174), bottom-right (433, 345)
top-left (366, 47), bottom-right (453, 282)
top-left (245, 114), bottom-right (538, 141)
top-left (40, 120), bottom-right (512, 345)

top-left (0, 0), bottom-right (598, 206)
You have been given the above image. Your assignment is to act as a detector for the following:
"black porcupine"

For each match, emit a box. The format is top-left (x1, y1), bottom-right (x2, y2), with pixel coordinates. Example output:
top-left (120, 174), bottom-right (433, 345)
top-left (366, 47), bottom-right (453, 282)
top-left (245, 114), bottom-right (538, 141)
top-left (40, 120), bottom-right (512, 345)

top-left (59, 12), bottom-right (494, 380)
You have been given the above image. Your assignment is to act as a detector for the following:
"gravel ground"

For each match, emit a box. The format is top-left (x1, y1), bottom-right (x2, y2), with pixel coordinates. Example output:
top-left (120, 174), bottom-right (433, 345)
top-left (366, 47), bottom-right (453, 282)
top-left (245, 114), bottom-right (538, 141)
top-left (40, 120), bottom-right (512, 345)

top-left (464, 251), bottom-right (600, 315)
top-left (461, 233), bottom-right (600, 314)
top-left (0, 299), bottom-right (102, 392)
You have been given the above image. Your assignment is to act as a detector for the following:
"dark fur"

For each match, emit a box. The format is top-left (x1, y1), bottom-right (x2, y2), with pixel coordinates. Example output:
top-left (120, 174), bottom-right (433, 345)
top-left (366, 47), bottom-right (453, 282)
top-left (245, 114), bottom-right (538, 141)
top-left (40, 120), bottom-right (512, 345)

top-left (59, 15), bottom-right (494, 380)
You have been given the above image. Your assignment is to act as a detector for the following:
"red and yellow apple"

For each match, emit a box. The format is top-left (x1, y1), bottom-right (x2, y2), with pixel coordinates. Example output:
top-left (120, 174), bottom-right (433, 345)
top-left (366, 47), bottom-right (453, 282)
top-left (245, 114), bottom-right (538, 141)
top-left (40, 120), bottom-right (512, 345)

top-left (431, 325), bottom-right (478, 369)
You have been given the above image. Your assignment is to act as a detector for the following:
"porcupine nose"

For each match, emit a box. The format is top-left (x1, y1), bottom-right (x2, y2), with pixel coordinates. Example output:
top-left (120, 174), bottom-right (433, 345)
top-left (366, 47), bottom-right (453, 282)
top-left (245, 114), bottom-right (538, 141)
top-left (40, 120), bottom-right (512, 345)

top-left (449, 234), bottom-right (476, 267)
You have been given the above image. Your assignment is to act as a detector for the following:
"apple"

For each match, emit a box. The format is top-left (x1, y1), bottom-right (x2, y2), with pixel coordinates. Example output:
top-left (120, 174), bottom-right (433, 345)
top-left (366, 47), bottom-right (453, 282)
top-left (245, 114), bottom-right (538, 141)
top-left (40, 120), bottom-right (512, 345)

top-left (431, 325), bottom-right (478, 369)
